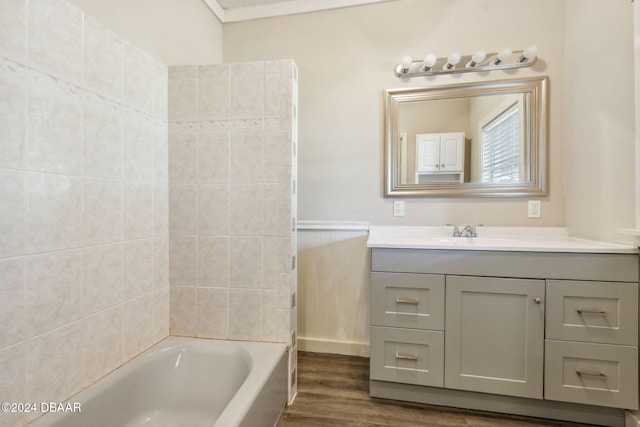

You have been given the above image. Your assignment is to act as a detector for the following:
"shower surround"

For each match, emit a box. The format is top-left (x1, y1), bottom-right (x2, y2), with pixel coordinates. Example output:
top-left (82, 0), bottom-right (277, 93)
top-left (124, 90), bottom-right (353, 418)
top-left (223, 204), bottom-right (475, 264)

top-left (167, 61), bottom-right (299, 400)
top-left (0, 0), bottom-right (298, 424)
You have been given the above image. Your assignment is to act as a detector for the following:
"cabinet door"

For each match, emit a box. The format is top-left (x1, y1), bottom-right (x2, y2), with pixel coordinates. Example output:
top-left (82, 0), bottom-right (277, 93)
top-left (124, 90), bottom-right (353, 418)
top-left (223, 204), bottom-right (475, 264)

top-left (439, 133), bottom-right (464, 172)
top-left (416, 134), bottom-right (440, 173)
top-left (445, 276), bottom-right (545, 399)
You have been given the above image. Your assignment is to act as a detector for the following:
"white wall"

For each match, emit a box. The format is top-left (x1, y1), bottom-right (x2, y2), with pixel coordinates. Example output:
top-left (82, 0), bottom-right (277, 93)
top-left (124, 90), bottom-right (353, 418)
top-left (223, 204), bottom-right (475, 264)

top-left (223, 0), bottom-right (567, 226)
top-left (563, 0), bottom-right (635, 242)
top-left (66, 0), bottom-right (223, 65)
top-left (224, 0), bottom-right (636, 354)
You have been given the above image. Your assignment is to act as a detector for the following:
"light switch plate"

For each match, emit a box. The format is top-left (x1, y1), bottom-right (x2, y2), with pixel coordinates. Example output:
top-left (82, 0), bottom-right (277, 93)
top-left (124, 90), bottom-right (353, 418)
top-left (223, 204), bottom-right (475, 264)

top-left (394, 200), bottom-right (405, 217)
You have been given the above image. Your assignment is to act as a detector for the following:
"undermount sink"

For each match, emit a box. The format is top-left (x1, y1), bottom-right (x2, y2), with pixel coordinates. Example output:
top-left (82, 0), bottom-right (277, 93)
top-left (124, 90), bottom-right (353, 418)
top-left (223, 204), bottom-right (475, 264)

top-left (366, 226), bottom-right (638, 254)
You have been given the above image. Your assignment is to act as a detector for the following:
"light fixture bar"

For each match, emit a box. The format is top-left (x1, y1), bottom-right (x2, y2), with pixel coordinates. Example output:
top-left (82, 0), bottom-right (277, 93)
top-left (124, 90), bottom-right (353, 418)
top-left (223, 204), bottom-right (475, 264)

top-left (394, 48), bottom-right (538, 78)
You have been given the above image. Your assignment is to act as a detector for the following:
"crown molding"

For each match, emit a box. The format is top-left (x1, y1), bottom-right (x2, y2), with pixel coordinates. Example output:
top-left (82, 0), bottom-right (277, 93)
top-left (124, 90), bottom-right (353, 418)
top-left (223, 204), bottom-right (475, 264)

top-left (204, 0), bottom-right (394, 23)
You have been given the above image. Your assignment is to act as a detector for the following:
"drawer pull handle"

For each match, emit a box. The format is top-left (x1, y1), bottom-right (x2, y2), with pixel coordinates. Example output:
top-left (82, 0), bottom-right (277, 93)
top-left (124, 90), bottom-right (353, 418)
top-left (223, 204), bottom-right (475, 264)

top-left (577, 310), bottom-right (608, 317)
top-left (576, 371), bottom-right (607, 380)
top-left (396, 298), bottom-right (419, 305)
top-left (395, 352), bottom-right (418, 361)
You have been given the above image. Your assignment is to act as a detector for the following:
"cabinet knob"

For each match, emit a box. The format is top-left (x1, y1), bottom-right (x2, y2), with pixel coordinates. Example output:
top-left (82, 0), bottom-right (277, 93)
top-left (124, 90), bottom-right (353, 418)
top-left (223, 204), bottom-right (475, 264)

top-left (534, 297), bottom-right (543, 304)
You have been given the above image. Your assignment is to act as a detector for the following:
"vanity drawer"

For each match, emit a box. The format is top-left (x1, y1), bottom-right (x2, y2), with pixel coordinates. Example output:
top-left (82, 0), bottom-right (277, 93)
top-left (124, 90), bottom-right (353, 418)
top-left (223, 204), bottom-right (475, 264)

top-left (546, 280), bottom-right (638, 345)
top-left (544, 340), bottom-right (638, 409)
top-left (370, 326), bottom-right (444, 387)
top-left (371, 273), bottom-right (445, 330)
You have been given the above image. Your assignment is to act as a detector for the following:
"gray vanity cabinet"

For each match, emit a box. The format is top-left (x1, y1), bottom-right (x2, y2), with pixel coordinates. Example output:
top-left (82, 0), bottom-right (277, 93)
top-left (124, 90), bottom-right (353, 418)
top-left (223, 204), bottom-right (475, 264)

top-left (369, 248), bottom-right (640, 426)
top-left (444, 276), bottom-right (545, 399)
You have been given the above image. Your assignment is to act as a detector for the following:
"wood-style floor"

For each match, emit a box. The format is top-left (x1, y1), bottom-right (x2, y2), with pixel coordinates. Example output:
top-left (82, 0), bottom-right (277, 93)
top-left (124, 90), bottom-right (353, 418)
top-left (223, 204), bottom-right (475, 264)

top-left (280, 352), bottom-right (596, 427)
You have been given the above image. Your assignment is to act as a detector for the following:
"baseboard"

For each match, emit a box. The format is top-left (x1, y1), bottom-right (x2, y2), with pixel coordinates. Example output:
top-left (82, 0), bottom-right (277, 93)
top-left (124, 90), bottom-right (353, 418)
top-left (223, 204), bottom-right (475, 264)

top-left (298, 337), bottom-right (370, 357)
top-left (626, 411), bottom-right (640, 427)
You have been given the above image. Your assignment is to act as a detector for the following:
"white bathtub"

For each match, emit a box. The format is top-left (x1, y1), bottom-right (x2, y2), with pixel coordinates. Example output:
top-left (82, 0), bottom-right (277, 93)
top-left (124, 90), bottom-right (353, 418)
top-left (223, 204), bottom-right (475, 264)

top-left (28, 337), bottom-right (288, 427)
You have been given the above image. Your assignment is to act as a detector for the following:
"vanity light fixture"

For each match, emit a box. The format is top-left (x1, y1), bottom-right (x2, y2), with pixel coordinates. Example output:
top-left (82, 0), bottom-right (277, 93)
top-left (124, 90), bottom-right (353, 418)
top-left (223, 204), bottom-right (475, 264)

top-left (492, 47), bottom-right (512, 65)
top-left (394, 45), bottom-right (539, 78)
top-left (400, 56), bottom-right (413, 74)
top-left (443, 52), bottom-right (461, 70)
top-left (518, 45), bottom-right (538, 63)
top-left (420, 54), bottom-right (437, 72)
top-left (466, 50), bottom-right (486, 68)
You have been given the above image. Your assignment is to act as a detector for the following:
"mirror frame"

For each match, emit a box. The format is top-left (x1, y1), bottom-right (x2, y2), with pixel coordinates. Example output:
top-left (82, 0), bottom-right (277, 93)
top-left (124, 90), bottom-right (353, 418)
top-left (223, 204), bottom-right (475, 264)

top-left (384, 76), bottom-right (549, 197)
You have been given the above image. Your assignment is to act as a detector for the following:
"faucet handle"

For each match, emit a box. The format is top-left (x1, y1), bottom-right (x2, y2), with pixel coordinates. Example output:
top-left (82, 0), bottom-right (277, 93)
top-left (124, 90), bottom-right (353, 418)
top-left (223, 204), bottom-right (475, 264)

top-left (447, 224), bottom-right (461, 237)
top-left (469, 224), bottom-right (483, 237)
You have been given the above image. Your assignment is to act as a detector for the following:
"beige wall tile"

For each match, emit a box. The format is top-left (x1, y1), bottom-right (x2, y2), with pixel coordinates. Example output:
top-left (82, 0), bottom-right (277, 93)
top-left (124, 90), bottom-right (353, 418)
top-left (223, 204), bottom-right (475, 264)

top-left (0, 79), bottom-right (26, 170)
top-left (0, 343), bottom-right (27, 427)
top-left (0, 258), bottom-right (24, 349)
top-left (83, 104), bottom-right (123, 180)
top-left (197, 236), bottom-right (229, 287)
top-left (197, 132), bottom-right (229, 184)
top-left (230, 184), bottom-right (263, 236)
top-left (25, 250), bottom-right (83, 337)
top-left (153, 287), bottom-right (170, 342)
top-left (27, 172), bottom-right (83, 253)
top-left (153, 184), bottom-right (169, 236)
top-left (168, 77), bottom-right (197, 122)
top-left (197, 184), bottom-right (229, 236)
top-left (26, 322), bottom-right (84, 406)
top-left (196, 287), bottom-right (228, 339)
top-left (28, 0), bottom-right (82, 82)
top-left (169, 236), bottom-right (197, 286)
top-left (0, 0), bottom-right (26, 64)
top-left (153, 236), bottom-right (170, 289)
top-left (155, 128), bottom-right (169, 183)
top-left (197, 64), bottom-right (229, 121)
top-left (229, 288), bottom-right (262, 340)
top-left (168, 132), bottom-right (197, 183)
top-left (83, 178), bottom-right (123, 246)
top-left (82, 243), bottom-right (123, 316)
top-left (26, 70), bottom-right (82, 175)
top-left (123, 43), bottom-right (156, 113)
top-left (230, 130), bottom-right (262, 184)
top-left (123, 182), bottom-right (154, 240)
top-left (229, 236), bottom-right (262, 289)
top-left (83, 17), bottom-right (123, 101)
top-left (122, 294), bottom-right (154, 361)
top-left (169, 184), bottom-right (197, 236)
top-left (123, 113), bottom-right (155, 183)
top-left (230, 61), bottom-right (264, 119)
top-left (82, 307), bottom-right (123, 385)
top-left (170, 286), bottom-right (196, 336)
top-left (0, 170), bottom-right (25, 258)
top-left (123, 239), bottom-right (154, 300)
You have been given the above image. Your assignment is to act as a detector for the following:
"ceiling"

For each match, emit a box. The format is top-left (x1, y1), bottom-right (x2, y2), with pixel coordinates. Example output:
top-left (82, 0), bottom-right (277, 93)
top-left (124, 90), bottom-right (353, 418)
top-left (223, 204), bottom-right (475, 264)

top-left (204, 0), bottom-right (396, 23)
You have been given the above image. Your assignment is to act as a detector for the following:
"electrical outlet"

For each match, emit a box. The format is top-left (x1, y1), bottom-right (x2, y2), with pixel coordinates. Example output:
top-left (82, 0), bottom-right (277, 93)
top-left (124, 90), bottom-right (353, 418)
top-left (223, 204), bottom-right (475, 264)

top-left (528, 200), bottom-right (541, 218)
top-left (393, 200), bottom-right (405, 217)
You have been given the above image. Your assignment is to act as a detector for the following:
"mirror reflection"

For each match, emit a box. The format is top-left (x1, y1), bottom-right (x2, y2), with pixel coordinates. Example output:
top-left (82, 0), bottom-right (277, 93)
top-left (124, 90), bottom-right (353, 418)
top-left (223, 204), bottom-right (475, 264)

top-left (384, 76), bottom-right (548, 197)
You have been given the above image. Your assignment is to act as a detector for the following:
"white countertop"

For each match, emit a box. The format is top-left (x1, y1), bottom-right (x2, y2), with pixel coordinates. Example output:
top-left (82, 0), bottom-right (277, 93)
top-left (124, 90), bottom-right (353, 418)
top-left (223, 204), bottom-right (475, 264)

top-left (367, 226), bottom-right (639, 254)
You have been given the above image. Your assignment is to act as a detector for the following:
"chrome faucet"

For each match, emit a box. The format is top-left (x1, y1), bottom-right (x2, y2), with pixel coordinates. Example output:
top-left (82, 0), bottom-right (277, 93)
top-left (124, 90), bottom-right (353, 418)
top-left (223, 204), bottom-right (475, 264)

top-left (447, 224), bottom-right (462, 237)
top-left (448, 224), bottom-right (482, 238)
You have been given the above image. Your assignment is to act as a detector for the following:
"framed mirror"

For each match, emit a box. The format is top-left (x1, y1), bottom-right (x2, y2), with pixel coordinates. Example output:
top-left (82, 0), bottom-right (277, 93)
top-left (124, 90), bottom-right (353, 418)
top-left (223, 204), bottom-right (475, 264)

top-left (384, 76), bottom-right (548, 197)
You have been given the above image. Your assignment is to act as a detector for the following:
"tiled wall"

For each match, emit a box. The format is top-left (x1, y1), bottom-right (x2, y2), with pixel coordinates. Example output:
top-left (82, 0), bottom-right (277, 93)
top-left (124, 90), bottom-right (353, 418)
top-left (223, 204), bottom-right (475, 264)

top-left (0, 0), bottom-right (169, 425)
top-left (167, 60), bottom-right (298, 345)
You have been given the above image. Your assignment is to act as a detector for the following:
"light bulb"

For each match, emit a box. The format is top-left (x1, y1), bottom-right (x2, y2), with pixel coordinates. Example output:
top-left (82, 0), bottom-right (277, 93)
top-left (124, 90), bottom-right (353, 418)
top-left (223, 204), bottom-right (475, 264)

top-left (468, 50), bottom-right (486, 68)
top-left (400, 56), bottom-right (413, 73)
top-left (420, 54), bottom-right (437, 72)
top-left (494, 47), bottom-right (512, 65)
top-left (520, 45), bottom-right (538, 62)
top-left (444, 51), bottom-right (461, 70)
